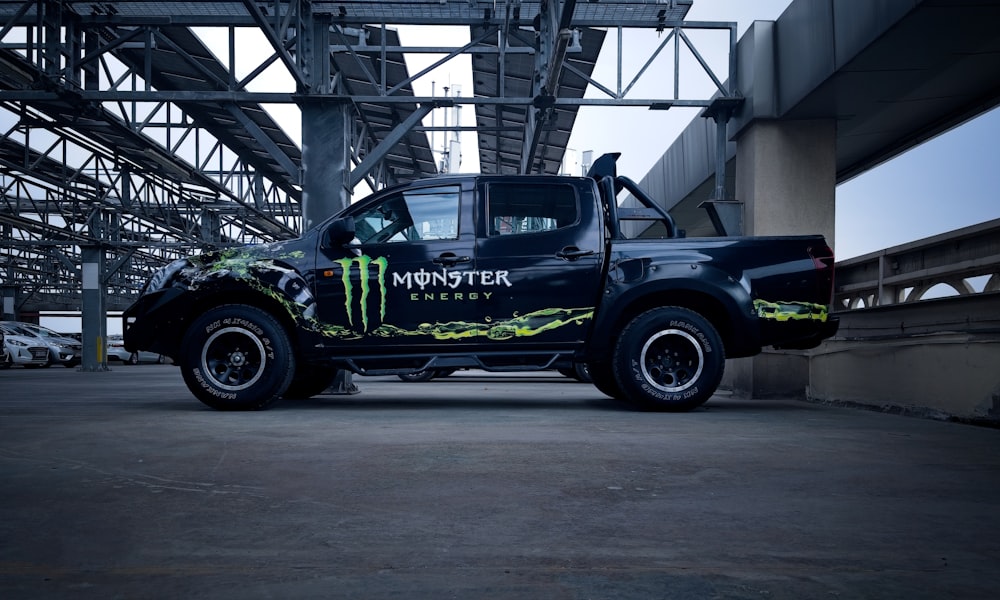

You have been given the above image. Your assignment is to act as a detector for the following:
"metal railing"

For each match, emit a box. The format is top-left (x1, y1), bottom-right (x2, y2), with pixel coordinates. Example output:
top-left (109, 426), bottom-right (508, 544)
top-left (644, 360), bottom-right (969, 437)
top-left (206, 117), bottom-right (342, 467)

top-left (834, 218), bottom-right (1000, 310)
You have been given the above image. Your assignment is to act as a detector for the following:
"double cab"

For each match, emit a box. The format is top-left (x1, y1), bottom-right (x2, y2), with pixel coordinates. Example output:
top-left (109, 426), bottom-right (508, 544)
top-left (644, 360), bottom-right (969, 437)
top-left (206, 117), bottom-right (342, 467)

top-left (124, 154), bottom-right (838, 411)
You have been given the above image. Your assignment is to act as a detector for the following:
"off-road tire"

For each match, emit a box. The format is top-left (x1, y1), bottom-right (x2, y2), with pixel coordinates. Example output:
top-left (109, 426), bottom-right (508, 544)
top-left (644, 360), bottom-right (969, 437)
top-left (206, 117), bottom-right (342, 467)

top-left (397, 369), bottom-right (437, 382)
top-left (558, 363), bottom-right (592, 383)
top-left (611, 307), bottom-right (725, 412)
top-left (587, 360), bottom-right (626, 401)
top-left (180, 304), bottom-right (294, 411)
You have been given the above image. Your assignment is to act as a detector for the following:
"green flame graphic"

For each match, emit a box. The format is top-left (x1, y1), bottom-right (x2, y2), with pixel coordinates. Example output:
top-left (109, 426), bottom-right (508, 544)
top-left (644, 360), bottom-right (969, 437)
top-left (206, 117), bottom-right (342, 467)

top-left (334, 255), bottom-right (388, 332)
top-left (754, 299), bottom-right (828, 322)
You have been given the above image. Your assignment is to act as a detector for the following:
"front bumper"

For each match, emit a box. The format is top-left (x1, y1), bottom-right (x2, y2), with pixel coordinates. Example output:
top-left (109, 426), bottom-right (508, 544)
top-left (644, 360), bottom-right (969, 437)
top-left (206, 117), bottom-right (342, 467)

top-left (123, 287), bottom-right (191, 358)
top-left (7, 345), bottom-right (50, 366)
top-left (51, 348), bottom-right (81, 365)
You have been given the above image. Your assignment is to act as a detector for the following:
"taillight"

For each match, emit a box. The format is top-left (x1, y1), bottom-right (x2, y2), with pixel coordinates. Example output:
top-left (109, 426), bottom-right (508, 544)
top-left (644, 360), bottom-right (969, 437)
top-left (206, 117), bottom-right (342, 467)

top-left (807, 244), bottom-right (835, 270)
top-left (808, 244), bottom-right (836, 303)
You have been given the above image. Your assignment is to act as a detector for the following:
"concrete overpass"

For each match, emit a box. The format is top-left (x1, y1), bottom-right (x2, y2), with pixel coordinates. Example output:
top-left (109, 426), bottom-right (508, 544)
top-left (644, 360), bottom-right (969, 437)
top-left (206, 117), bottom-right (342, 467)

top-left (636, 0), bottom-right (1000, 422)
top-left (639, 0), bottom-right (1000, 240)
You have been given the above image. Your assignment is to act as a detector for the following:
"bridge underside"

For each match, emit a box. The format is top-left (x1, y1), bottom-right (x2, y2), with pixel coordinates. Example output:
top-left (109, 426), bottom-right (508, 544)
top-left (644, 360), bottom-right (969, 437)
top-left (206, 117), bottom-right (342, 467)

top-left (643, 0), bottom-right (1000, 239)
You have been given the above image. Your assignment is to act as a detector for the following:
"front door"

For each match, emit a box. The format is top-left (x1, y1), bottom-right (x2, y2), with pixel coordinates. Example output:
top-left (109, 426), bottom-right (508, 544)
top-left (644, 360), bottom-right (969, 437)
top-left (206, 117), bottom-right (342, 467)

top-left (314, 182), bottom-right (479, 350)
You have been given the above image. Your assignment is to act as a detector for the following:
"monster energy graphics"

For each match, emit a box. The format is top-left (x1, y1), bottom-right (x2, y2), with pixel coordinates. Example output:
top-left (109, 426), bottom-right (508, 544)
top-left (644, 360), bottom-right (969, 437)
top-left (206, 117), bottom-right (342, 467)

top-left (753, 299), bottom-right (828, 322)
top-left (392, 268), bottom-right (512, 290)
top-left (334, 255), bottom-right (389, 332)
top-left (325, 254), bottom-right (592, 341)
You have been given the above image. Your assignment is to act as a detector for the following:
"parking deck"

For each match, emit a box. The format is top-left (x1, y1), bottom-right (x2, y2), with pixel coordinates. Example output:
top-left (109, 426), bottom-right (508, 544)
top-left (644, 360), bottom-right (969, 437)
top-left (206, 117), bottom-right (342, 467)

top-left (1, 366), bottom-right (998, 599)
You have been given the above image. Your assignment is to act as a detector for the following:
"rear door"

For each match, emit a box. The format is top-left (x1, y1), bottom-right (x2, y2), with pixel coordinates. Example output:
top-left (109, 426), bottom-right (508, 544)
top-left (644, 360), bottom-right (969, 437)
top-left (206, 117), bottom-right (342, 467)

top-left (474, 178), bottom-right (603, 349)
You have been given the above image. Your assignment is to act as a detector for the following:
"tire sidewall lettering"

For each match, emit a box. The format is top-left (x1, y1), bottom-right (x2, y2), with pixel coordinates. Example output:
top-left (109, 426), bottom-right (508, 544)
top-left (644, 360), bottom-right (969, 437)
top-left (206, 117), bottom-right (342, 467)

top-left (202, 319), bottom-right (272, 353)
top-left (207, 318), bottom-right (263, 336)
top-left (668, 319), bottom-right (712, 353)
top-left (191, 367), bottom-right (237, 400)
top-left (628, 358), bottom-right (700, 401)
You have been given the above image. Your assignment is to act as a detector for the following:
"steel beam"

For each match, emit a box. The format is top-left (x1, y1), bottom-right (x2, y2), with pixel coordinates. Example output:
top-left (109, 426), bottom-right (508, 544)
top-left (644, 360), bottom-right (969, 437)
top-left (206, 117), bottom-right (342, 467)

top-left (350, 104), bottom-right (436, 190)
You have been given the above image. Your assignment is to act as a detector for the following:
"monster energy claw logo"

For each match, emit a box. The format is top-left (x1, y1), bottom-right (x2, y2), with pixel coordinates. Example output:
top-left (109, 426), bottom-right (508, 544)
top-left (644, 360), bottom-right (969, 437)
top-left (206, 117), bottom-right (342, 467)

top-left (335, 255), bottom-right (389, 332)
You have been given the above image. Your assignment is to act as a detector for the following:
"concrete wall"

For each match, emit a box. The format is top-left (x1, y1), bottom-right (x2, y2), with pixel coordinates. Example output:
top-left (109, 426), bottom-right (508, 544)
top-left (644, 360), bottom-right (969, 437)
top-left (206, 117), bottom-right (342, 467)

top-left (807, 335), bottom-right (1000, 421)
top-left (722, 293), bottom-right (1000, 423)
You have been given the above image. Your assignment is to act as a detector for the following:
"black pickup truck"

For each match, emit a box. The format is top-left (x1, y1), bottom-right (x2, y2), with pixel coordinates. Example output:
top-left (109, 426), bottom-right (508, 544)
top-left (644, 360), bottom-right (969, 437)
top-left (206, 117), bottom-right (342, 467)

top-left (124, 153), bottom-right (837, 412)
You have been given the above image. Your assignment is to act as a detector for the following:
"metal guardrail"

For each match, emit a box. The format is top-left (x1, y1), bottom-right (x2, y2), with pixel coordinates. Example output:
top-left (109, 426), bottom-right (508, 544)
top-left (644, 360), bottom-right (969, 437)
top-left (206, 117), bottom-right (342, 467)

top-left (834, 218), bottom-right (1000, 310)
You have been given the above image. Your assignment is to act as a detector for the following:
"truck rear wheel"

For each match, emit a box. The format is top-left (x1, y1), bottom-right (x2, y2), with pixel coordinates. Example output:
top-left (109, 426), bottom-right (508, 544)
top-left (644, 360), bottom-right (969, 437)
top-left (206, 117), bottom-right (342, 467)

top-left (612, 307), bottom-right (724, 412)
top-left (180, 304), bottom-right (294, 411)
top-left (587, 361), bottom-right (626, 401)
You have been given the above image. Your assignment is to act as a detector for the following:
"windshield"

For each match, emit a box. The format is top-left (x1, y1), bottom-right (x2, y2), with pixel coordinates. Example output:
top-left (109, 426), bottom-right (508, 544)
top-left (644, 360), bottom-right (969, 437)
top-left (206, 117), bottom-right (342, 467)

top-left (22, 324), bottom-right (60, 338)
top-left (1, 323), bottom-right (37, 337)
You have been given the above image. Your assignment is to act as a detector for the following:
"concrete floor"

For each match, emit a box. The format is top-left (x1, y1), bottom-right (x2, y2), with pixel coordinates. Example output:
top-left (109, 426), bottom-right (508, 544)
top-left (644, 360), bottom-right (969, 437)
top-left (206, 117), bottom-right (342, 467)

top-left (1, 365), bottom-right (998, 599)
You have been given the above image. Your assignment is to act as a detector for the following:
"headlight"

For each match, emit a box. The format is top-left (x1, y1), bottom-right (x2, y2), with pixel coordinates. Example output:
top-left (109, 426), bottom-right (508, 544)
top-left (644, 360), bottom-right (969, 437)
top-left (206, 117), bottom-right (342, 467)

top-left (143, 259), bottom-right (188, 294)
top-left (9, 339), bottom-right (27, 347)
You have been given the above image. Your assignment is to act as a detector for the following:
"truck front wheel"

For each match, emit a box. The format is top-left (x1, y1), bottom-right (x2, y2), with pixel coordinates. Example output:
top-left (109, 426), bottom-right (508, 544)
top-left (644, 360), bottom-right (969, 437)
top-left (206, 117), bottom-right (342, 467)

top-left (612, 307), bottom-right (725, 412)
top-left (180, 304), bottom-right (295, 411)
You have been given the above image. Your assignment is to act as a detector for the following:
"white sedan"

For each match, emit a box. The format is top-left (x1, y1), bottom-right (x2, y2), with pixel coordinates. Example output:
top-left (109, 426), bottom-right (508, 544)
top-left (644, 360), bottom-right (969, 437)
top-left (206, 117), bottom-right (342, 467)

top-left (0, 324), bottom-right (51, 368)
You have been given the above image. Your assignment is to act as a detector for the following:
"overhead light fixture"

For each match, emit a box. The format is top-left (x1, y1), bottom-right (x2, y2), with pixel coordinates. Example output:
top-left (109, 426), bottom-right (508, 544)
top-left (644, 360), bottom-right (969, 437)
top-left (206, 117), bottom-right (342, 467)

top-left (567, 29), bottom-right (582, 53)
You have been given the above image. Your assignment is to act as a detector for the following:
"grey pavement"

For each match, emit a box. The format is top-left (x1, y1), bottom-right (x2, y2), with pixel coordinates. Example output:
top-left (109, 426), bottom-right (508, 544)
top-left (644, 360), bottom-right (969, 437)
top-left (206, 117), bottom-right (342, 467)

top-left (1, 365), bottom-right (998, 599)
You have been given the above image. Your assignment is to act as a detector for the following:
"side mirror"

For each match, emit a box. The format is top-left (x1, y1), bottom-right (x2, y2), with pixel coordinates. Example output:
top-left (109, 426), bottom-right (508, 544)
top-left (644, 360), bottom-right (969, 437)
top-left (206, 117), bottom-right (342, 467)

top-left (323, 216), bottom-right (356, 248)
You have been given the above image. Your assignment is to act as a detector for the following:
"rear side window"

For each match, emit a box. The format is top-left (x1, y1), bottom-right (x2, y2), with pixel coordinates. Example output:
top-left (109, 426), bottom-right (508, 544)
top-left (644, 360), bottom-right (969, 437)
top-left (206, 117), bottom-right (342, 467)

top-left (487, 182), bottom-right (578, 236)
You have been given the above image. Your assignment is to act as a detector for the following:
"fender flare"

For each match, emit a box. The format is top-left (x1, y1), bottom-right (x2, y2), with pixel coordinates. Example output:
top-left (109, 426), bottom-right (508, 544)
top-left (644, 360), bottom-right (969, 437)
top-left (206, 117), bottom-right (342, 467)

top-left (588, 262), bottom-right (760, 360)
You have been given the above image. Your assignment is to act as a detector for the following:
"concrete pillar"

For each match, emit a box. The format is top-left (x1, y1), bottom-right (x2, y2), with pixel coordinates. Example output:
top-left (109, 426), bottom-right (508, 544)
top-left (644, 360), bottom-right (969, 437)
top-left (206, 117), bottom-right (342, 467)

top-left (727, 119), bottom-right (836, 399)
top-left (79, 246), bottom-right (109, 372)
top-left (736, 119), bottom-right (836, 244)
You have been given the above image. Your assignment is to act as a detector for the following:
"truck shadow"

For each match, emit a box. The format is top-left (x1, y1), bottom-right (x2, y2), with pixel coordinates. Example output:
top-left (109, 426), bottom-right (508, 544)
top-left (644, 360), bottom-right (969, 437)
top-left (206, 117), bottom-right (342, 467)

top-left (277, 395), bottom-right (629, 412)
top-left (276, 394), bottom-right (819, 414)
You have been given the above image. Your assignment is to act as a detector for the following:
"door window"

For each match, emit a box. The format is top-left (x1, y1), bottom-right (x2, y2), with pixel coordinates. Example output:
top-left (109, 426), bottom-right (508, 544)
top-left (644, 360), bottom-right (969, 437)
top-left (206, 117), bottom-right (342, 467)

top-left (353, 185), bottom-right (460, 245)
top-left (486, 183), bottom-right (578, 236)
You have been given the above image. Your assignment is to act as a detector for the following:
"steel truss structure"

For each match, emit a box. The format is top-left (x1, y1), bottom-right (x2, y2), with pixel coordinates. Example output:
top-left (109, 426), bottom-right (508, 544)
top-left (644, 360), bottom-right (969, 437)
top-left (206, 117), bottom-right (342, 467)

top-left (0, 0), bottom-right (740, 317)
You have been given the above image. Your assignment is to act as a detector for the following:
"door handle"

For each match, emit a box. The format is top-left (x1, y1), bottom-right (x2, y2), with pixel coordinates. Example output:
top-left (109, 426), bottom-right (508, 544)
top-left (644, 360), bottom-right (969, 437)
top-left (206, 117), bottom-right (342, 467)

top-left (432, 253), bottom-right (471, 266)
top-left (555, 247), bottom-right (595, 261)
